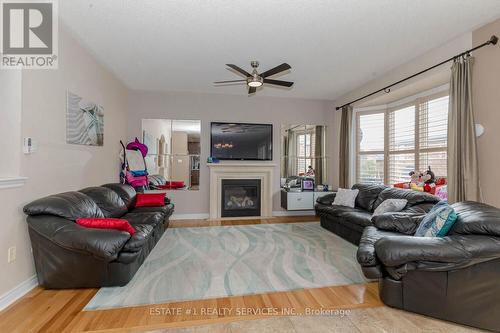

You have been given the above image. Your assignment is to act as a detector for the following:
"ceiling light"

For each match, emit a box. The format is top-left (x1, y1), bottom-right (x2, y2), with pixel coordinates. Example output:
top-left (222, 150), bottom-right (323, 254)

top-left (248, 80), bottom-right (263, 87)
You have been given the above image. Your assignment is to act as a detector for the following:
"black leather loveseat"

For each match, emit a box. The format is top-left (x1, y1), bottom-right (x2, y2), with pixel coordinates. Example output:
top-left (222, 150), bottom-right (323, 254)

top-left (315, 183), bottom-right (440, 245)
top-left (23, 183), bottom-right (174, 289)
top-left (357, 201), bottom-right (500, 331)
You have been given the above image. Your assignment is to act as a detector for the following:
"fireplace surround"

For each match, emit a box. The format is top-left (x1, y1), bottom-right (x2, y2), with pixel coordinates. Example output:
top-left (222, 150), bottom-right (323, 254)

top-left (208, 163), bottom-right (275, 219)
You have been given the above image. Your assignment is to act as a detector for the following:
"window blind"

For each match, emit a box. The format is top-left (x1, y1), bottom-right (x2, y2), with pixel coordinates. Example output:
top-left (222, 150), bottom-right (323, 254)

top-left (418, 95), bottom-right (448, 177)
top-left (357, 112), bottom-right (385, 183)
top-left (388, 105), bottom-right (416, 184)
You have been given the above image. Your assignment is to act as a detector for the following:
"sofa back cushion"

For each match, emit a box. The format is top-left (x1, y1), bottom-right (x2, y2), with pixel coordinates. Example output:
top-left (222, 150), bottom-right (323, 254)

top-left (80, 187), bottom-right (128, 218)
top-left (450, 201), bottom-right (500, 237)
top-left (23, 192), bottom-right (104, 220)
top-left (373, 187), bottom-right (440, 210)
top-left (352, 183), bottom-right (388, 211)
top-left (149, 174), bottom-right (167, 187)
top-left (102, 183), bottom-right (137, 209)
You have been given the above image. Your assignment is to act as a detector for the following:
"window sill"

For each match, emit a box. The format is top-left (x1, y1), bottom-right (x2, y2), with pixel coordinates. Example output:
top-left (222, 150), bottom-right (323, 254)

top-left (0, 177), bottom-right (28, 189)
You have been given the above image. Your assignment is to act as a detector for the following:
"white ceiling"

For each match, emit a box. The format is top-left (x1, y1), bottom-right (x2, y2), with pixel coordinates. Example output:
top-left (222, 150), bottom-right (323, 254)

top-left (60, 0), bottom-right (500, 100)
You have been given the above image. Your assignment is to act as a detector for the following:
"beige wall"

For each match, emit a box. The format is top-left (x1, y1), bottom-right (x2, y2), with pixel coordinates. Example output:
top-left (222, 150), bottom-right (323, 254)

top-left (0, 26), bottom-right (128, 298)
top-left (472, 18), bottom-right (500, 208)
top-left (127, 91), bottom-right (333, 216)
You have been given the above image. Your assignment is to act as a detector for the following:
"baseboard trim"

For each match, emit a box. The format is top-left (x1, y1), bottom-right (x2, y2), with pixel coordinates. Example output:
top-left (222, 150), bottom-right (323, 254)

top-left (170, 213), bottom-right (210, 220)
top-left (272, 210), bottom-right (316, 217)
top-left (0, 275), bottom-right (38, 311)
top-left (171, 211), bottom-right (317, 219)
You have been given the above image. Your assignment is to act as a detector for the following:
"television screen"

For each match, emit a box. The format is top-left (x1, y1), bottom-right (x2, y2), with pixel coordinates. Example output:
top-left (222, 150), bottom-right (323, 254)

top-left (211, 122), bottom-right (273, 160)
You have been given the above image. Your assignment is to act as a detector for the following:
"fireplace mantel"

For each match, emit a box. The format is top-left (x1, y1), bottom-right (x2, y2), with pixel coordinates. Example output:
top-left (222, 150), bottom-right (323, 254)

top-left (208, 163), bottom-right (276, 220)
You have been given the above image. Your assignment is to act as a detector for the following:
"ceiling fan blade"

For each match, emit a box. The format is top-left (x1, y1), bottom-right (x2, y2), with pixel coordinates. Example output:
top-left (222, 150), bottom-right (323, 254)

top-left (260, 63), bottom-right (291, 78)
top-left (214, 79), bottom-right (247, 84)
top-left (263, 79), bottom-right (294, 87)
top-left (226, 64), bottom-right (252, 77)
top-left (248, 86), bottom-right (256, 94)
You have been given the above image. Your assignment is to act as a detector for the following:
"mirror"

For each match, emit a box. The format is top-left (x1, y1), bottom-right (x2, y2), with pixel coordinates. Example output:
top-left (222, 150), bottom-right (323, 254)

top-left (281, 124), bottom-right (328, 190)
top-left (142, 119), bottom-right (201, 190)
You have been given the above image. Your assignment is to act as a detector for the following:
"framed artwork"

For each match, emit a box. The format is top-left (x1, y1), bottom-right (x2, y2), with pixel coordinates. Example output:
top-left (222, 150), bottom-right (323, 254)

top-left (66, 91), bottom-right (104, 146)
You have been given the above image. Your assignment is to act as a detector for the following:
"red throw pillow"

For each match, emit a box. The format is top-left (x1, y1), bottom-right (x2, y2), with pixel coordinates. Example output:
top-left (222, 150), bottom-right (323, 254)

top-left (135, 193), bottom-right (166, 207)
top-left (76, 218), bottom-right (136, 235)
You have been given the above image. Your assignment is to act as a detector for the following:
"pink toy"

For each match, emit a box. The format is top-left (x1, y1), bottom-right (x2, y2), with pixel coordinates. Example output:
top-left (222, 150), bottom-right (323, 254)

top-left (126, 137), bottom-right (148, 157)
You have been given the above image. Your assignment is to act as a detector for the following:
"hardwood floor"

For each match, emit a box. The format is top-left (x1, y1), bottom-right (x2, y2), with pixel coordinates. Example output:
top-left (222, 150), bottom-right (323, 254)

top-left (0, 216), bottom-right (478, 332)
top-left (169, 215), bottom-right (319, 228)
top-left (0, 283), bottom-right (381, 332)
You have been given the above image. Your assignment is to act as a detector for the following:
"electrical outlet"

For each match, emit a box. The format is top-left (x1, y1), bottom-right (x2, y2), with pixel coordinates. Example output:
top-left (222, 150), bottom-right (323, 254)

top-left (8, 246), bottom-right (16, 263)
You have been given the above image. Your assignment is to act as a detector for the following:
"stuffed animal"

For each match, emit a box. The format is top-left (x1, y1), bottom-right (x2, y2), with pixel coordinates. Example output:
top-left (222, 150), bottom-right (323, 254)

top-left (424, 166), bottom-right (436, 184)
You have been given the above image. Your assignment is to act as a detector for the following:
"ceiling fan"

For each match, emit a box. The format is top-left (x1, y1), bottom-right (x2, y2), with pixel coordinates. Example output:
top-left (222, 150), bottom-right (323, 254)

top-left (214, 61), bottom-right (293, 95)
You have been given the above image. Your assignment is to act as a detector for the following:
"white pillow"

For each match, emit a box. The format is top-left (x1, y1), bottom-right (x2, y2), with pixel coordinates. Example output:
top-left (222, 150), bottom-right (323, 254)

top-left (332, 188), bottom-right (359, 208)
top-left (372, 199), bottom-right (408, 216)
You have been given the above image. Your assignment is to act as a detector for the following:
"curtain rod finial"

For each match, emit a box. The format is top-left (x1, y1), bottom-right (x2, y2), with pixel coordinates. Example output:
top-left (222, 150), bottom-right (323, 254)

top-left (490, 35), bottom-right (498, 45)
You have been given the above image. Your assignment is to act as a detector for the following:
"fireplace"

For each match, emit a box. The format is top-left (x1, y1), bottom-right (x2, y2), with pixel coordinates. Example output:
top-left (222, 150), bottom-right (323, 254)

top-left (221, 179), bottom-right (261, 217)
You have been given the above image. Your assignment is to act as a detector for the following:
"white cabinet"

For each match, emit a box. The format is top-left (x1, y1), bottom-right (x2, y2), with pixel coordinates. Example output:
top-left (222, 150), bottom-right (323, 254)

top-left (281, 190), bottom-right (334, 210)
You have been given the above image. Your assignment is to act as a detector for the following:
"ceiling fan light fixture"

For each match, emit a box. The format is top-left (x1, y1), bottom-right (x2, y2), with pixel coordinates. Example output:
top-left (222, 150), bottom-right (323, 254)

top-left (248, 80), bottom-right (263, 87)
top-left (247, 75), bottom-right (263, 87)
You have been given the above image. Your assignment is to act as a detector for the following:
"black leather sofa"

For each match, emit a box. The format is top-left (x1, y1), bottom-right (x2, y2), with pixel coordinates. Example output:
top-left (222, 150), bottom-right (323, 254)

top-left (23, 183), bottom-right (174, 289)
top-left (357, 201), bottom-right (500, 331)
top-left (315, 183), bottom-right (440, 245)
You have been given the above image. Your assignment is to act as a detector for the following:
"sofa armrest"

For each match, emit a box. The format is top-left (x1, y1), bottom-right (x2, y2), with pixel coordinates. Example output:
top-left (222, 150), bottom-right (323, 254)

top-left (375, 235), bottom-right (500, 278)
top-left (27, 215), bottom-right (131, 262)
top-left (371, 213), bottom-right (425, 235)
top-left (316, 193), bottom-right (336, 205)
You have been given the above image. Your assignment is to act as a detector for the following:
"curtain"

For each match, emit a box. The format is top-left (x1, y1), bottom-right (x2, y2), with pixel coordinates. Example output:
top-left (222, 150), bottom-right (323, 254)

top-left (339, 105), bottom-right (353, 188)
top-left (315, 126), bottom-right (324, 184)
top-left (286, 129), bottom-right (297, 177)
top-left (447, 56), bottom-right (480, 203)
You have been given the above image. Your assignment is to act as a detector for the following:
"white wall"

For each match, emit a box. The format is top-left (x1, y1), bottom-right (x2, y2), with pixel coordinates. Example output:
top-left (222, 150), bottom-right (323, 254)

top-left (127, 91), bottom-right (333, 215)
top-left (0, 70), bottom-right (22, 177)
top-left (0, 26), bottom-right (128, 299)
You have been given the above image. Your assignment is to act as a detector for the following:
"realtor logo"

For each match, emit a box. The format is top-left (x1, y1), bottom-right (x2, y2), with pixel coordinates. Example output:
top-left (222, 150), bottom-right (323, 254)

top-left (1, 0), bottom-right (58, 69)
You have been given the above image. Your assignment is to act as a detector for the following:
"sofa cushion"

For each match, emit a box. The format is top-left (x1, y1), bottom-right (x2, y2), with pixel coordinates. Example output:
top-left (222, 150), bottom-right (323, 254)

top-left (352, 183), bottom-right (388, 211)
top-left (131, 203), bottom-right (174, 217)
top-left (333, 188), bottom-right (359, 208)
top-left (357, 226), bottom-right (400, 267)
top-left (80, 187), bottom-right (128, 218)
top-left (372, 199), bottom-right (408, 216)
top-left (414, 201), bottom-right (458, 237)
top-left (122, 224), bottom-right (154, 252)
top-left (372, 212), bottom-right (425, 235)
top-left (450, 201), bottom-right (500, 237)
top-left (76, 217), bottom-right (136, 235)
top-left (373, 187), bottom-right (440, 210)
top-left (319, 204), bottom-right (373, 227)
top-left (102, 183), bottom-right (137, 209)
top-left (23, 192), bottom-right (104, 220)
top-left (135, 193), bottom-right (166, 207)
top-left (122, 211), bottom-right (164, 227)
top-left (149, 174), bottom-right (167, 187)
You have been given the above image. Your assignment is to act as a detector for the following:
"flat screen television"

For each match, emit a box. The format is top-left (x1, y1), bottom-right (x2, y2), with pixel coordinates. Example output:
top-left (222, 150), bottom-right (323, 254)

top-left (210, 122), bottom-right (273, 160)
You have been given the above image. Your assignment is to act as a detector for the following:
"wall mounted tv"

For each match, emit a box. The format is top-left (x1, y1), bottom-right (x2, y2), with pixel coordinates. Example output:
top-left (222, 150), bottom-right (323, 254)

top-left (210, 122), bottom-right (273, 161)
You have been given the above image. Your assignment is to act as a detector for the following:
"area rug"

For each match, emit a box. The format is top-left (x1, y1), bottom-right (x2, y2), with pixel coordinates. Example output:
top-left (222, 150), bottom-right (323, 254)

top-left (84, 222), bottom-right (366, 310)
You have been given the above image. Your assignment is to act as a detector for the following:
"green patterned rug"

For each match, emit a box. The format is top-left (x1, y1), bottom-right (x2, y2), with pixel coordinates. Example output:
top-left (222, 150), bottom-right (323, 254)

top-left (84, 222), bottom-right (365, 310)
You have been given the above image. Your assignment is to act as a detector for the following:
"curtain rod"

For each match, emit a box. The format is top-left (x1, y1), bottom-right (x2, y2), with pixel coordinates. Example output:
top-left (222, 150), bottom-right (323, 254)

top-left (335, 35), bottom-right (498, 111)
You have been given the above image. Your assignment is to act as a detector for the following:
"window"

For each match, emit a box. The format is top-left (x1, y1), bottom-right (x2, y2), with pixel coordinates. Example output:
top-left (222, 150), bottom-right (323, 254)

top-left (355, 91), bottom-right (449, 185)
top-left (296, 132), bottom-right (315, 174)
top-left (357, 112), bottom-right (385, 183)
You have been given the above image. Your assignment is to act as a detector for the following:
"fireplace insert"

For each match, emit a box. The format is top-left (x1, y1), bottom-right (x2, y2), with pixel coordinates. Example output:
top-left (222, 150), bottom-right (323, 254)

top-left (221, 179), bottom-right (261, 217)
